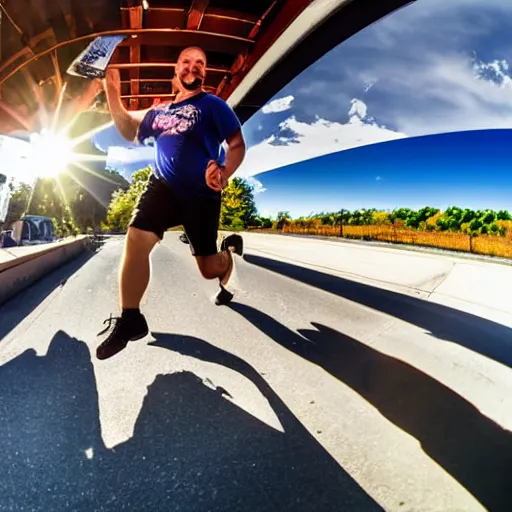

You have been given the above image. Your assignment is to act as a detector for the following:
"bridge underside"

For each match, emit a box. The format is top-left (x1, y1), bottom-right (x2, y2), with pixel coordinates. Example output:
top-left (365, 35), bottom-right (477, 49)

top-left (0, 0), bottom-right (414, 134)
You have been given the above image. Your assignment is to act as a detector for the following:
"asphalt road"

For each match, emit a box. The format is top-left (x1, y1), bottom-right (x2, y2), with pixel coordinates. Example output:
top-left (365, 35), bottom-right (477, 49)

top-left (1, 232), bottom-right (511, 512)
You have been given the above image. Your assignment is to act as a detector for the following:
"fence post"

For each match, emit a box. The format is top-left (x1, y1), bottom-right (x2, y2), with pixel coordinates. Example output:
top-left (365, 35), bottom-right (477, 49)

top-left (339, 222), bottom-right (343, 238)
top-left (469, 234), bottom-right (473, 253)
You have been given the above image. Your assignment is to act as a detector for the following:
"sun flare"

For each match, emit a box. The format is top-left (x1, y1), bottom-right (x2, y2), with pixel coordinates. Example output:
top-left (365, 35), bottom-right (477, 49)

top-left (29, 131), bottom-right (74, 178)
top-left (2, 79), bottom-right (113, 189)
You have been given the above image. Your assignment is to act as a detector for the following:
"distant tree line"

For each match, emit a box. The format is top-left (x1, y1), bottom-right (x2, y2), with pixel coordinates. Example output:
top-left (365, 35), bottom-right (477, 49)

top-left (271, 206), bottom-right (512, 237)
top-left (1, 167), bottom-right (129, 236)
top-left (6, 159), bottom-right (509, 244)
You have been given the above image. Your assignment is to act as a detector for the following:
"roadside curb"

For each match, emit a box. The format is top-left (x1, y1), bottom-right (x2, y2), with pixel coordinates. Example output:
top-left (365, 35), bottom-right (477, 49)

top-left (0, 237), bottom-right (93, 306)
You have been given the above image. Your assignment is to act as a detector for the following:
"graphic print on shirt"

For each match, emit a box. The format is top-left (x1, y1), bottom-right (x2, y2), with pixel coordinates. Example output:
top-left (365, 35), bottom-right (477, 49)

top-left (152, 103), bottom-right (201, 137)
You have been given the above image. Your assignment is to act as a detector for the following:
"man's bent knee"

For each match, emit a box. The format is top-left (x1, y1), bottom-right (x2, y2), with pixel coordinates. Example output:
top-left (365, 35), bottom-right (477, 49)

top-left (125, 226), bottom-right (160, 254)
top-left (198, 264), bottom-right (218, 280)
top-left (196, 256), bottom-right (221, 280)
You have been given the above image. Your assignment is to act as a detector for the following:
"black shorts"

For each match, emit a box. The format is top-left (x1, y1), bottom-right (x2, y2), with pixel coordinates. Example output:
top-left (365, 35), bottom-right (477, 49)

top-left (129, 174), bottom-right (221, 257)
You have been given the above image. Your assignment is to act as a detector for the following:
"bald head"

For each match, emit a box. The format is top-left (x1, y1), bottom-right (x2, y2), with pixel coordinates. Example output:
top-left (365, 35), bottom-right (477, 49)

top-left (174, 46), bottom-right (207, 94)
top-left (178, 46), bottom-right (207, 64)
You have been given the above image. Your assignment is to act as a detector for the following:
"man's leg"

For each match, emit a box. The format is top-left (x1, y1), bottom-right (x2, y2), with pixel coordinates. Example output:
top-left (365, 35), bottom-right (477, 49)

top-left (196, 233), bottom-right (244, 305)
top-left (119, 226), bottom-right (159, 309)
top-left (182, 194), bottom-right (244, 304)
top-left (96, 174), bottom-right (175, 360)
top-left (96, 227), bottom-right (159, 360)
top-left (195, 250), bottom-right (231, 281)
top-left (194, 233), bottom-right (243, 281)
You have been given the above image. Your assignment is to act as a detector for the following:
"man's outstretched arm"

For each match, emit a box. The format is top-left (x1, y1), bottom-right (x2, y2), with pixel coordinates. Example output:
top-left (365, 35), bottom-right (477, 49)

top-left (103, 68), bottom-right (149, 142)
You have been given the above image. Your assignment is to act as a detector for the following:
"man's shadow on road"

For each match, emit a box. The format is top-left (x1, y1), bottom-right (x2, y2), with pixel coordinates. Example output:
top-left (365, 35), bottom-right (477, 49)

top-left (0, 330), bottom-right (382, 512)
top-left (227, 300), bottom-right (512, 512)
top-left (243, 253), bottom-right (512, 368)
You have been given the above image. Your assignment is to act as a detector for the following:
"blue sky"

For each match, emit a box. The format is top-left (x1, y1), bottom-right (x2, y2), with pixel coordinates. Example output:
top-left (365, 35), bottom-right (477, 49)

top-left (253, 129), bottom-right (512, 217)
top-left (92, 0), bottom-right (512, 218)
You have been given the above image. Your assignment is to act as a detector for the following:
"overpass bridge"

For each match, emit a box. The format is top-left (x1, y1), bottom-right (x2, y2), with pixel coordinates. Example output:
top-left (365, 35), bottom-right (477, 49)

top-left (0, 0), bottom-right (415, 132)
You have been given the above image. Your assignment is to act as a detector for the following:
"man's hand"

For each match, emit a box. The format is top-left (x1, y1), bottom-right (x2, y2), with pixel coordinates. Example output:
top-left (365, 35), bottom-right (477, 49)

top-left (103, 67), bottom-right (121, 95)
top-left (101, 66), bottom-right (145, 142)
top-left (205, 160), bottom-right (228, 192)
top-left (89, 78), bottom-right (104, 98)
top-left (66, 78), bottom-right (104, 116)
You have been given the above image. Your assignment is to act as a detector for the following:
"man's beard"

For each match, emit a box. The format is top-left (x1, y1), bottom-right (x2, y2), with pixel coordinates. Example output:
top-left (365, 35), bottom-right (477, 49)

top-left (179, 75), bottom-right (203, 91)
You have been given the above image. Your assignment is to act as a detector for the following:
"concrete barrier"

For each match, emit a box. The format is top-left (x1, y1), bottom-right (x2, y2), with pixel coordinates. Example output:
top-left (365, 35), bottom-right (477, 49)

top-left (0, 236), bottom-right (92, 306)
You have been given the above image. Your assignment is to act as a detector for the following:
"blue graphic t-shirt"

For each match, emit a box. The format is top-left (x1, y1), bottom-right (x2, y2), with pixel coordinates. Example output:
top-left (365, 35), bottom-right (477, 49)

top-left (136, 92), bottom-right (241, 198)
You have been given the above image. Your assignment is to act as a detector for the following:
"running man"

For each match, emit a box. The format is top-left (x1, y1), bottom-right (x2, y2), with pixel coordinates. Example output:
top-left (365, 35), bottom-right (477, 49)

top-left (96, 46), bottom-right (246, 360)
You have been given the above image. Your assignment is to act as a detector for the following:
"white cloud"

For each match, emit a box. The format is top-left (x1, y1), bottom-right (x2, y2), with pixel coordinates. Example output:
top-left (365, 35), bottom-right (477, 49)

top-left (245, 176), bottom-right (266, 194)
top-left (283, 0), bottom-right (512, 138)
top-left (364, 81), bottom-right (376, 92)
top-left (261, 95), bottom-right (294, 114)
top-left (107, 145), bottom-right (154, 162)
top-left (474, 58), bottom-right (512, 88)
top-left (349, 0), bottom-right (507, 51)
top-left (348, 99), bottom-right (368, 118)
top-left (375, 52), bottom-right (512, 136)
top-left (237, 98), bottom-right (407, 178)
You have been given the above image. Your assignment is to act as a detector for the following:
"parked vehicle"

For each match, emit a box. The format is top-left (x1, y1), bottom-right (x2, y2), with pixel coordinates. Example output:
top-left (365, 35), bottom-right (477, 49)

top-left (11, 215), bottom-right (57, 246)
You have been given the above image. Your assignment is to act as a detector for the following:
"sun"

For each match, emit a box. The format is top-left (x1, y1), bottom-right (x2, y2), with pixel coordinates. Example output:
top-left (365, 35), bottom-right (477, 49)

top-left (29, 131), bottom-right (74, 178)
top-left (5, 79), bottom-right (114, 186)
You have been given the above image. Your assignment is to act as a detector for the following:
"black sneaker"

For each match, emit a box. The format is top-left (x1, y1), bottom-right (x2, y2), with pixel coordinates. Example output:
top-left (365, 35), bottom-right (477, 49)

top-left (215, 235), bottom-right (243, 306)
top-left (220, 233), bottom-right (243, 256)
top-left (96, 312), bottom-right (149, 360)
top-left (215, 283), bottom-right (234, 306)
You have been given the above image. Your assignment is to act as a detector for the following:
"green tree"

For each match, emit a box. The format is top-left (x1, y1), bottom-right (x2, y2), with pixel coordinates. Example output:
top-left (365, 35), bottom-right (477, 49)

top-left (497, 210), bottom-right (512, 221)
top-left (105, 167), bottom-right (151, 231)
top-left (469, 218), bottom-right (483, 233)
top-left (275, 210), bottom-right (291, 230)
top-left (250, 216), bottom-right (273, 229)
top-left (335, 209), bottom-right (352, 226)
top-left (489, 223), bottom-right (500, 235)
top-left (69, 188), bottom-right (103, 233)
top-left (405, 206), bottom-right (439, 229)
top-left (3, 163), bottom-right (132, 235)
top-left (372, 211), bottom-right (391, 225)
top-left (260, 217), bottom-right (273, 228)
top-left (460, 208), bottom-right (476, 224)
top-left (220, 177), bottom-right (258, 229)
top-left (390, 208), bottom-right (413, 225)
top-left (68, 167), bottom-right (129, 233)
top-left (320, 213), bottom-right (335, 225)
top-left (2, 181), bottom-right (32, 229)
top-left (480, 209), bottom-right (496, 225)
top-left (23, 178), bottom-right (77, 237)
top-left (349, 210), bottom-right (363, 225)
